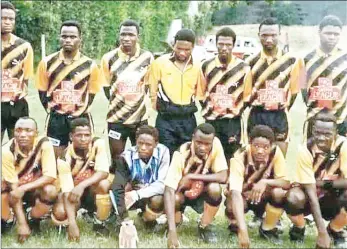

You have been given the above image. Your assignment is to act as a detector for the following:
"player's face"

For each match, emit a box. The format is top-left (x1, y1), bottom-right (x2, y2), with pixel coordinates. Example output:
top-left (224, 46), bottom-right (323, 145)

top-left (312, 120), bottom-right (336, 152)
top-left (319, 25), bottom-right (341, 52)
top-left (14, 119), bottom-right (37, 149)
top-left (71, 126), bottom-right (92, 150)
top-left (251, 137), bottom-right (272, 163)
top-left (119, 25), bottom-right (138, 53)
top-left (1, 9), bottom-right (15, 35)
top-left (217, 36), bottom-right (234, 63)
top-left (174, 40), bottom-right (193, 63)
top-left (136, 134), bottom-right (157, 160)
top-left (259, 24), bottom-right (280, 52)
top-left (60, 26), bottom-right (81, 53)
top-left (193, 130), bottom-right (214, 159)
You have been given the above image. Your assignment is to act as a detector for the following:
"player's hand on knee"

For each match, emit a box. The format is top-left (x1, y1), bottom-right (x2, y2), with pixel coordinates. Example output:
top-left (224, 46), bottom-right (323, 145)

top-left (125, 191), bottom-right (139, 210)
top-left (68, 186), bottom-right (84, 203)
top-left (177, 175), bottom-right (192, 193)
top-left (238, 229), bottom-right (250, 249)
top-left (250, 180), bottom-right (267, 204)
top-left (68, 221), bottom-right (80, 242)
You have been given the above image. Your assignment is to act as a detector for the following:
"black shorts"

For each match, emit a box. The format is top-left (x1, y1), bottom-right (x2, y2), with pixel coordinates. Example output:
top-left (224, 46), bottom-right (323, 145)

top-left (108, 120), bottom-right (148, 145)
top-left (301, 189), bottom-right (345, 220)
top-left (1, 98), bottom-right (29, 133)
top-left (180, 193), bottom-right (207, 214)
top-left (207, 117), bottom-right (242, 159)
top-left (248, 106), bottom-right (288, 141)
top-left (45, 112), bottom-right (94, 147)
top-left (156, 113), bottom-right (197, 157)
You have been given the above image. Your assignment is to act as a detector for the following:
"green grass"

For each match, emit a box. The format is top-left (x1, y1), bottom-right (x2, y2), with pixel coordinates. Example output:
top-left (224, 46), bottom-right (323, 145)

top-left (2, 82), bottom-right (316, 248)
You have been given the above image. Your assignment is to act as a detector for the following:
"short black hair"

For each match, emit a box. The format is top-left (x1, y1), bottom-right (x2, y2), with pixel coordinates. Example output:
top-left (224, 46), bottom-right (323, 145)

top-left (259, 17), bottom-right (281, 32)
top-left (194, 123), bottom-right (216, 136)
top-left (135, 125), bottom-right (159, 142)
top-left (120, 19), bottom-right (140, 34)
top-left (1, 1), bottom-right (15, 11)
top-left (70, 117), bottom-right (91, 133)
top-left (60, 20), bottom-right (82, 36)
top-left (174, 28), bottom-right (195, 45)
top-left (319, 15), bottom-right (343, 31)
top-left (314, 108), bottom-right (337, 126)
top-left (216, 27), bottom-right (236, 44)
top-left (17, 116), bottom-right (38, 130)
top-left (250, 125), bottom-right (275, 144)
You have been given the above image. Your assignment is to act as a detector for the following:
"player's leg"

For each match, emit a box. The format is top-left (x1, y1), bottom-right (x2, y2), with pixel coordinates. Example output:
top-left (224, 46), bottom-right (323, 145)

top-left (1, 182), bottom-right (14, 234)
top-left (90, 179), bottom-right (112, 235)
top-left (198, 183), bottom-right (223, 243)
top-left (30, 184), bottom-right (58, 219)
top-left (1, 102), bottom-right (10, 141)
top-left (285, 187), bottom-right (307, 242)
top-left (142, 195), bottom-right (164, 223)
top-left (259, 188), bottom-right (287, 242)
top-left (322, 190), bottom-right (347, 246)
top-left (177, 115), bottom-right (197, 153)
top-left (155, 115), bottom-right (179, 158)
top-left (7, 98), bottom-right (29, 140)
top-left (224, 189), bottom-right (248, 233)
top-left (108, 122), bottom-right (129, 162)
top-left (46, 112), bottom-right (70, 158)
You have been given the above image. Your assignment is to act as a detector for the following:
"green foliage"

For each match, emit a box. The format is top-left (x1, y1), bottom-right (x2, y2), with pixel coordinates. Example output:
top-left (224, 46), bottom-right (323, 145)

top-left (12, 1), bottom-right (190, 65)
top-left (211, 1), bottom-right (303, 26)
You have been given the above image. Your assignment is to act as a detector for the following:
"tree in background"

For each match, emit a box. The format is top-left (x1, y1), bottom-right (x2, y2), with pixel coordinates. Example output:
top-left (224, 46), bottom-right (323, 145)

top-left (12, 1), bottom-right (191, 65)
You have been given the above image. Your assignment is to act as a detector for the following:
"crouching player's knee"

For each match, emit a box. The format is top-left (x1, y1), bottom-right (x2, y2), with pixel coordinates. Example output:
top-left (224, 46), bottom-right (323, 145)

top-left (205, 183), bottom-right (222, 206)
top-left (285, 187), bottom-right (306, 215)
top-left (143, 195), bottom-right (164, 222)
top-left (269, 187), bottom-right (287, 208)
top-left (31, 184), bottom-right (58, 219)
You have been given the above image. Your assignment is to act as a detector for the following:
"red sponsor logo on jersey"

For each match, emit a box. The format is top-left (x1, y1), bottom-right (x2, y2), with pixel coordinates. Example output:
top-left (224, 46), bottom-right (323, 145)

top-left (210, 85), bottom-right (236, 114)
top-left (309, 77), bottom-right (340, 108)
top-left (257, 80), bottom-right (286, 110)
top-left (116, 72), bottom-right (143, 102)
top-left (1, 69), bottom-right (21, 102)
top-left (52, 81), bottom-right (83, 112)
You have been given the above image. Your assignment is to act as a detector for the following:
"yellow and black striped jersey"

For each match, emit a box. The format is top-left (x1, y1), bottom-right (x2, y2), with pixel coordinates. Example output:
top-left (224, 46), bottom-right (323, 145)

top-left (1, 136), bottom-right (57, 185)
top-left (57, 137), bottom-right (109, 192)
top-left (295, 135), bottom-right (347, 184)
top-left (244, 48), bottom-right (304, 111)
top-left (229, 145), bottom-right (287, 192)
top-left (1, 34), bottom-right (34, 102)
top-left (100, 44), bottom-right (153, 124)
top-left (304, 47), bottom-right (347, 123)
top-left (35, 50), bottom-right (102, 117)
top-left (201, 56), bottom-right (249, 120)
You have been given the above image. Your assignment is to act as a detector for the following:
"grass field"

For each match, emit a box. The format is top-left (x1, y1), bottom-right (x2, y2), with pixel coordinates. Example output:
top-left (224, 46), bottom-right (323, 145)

top-left (2, 24), bottom-right (345, 248)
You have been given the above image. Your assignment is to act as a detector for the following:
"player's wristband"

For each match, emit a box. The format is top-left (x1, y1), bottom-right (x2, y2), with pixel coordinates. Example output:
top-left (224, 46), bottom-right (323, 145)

top-left (322, 180), bottom-right (334, 190)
